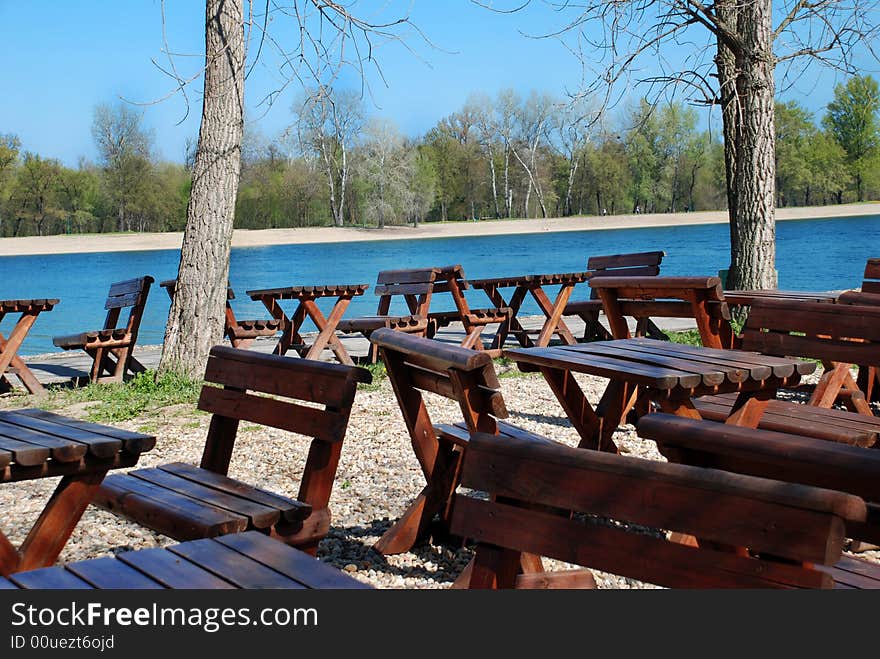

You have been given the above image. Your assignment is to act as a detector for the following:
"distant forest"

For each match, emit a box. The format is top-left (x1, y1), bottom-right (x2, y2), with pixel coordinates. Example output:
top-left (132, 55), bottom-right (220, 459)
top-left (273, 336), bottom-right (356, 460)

top-left (1, 75), bottom-right (878, 238)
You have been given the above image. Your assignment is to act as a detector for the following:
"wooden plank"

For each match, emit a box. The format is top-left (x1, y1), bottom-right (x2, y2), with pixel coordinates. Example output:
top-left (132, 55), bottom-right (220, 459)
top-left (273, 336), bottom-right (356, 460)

top-left (0, 415), bottom-right (116, 459)
top-left (2, 453), bottom-right (140, 485)
top-left (17, 409), bottom-right (155, 454)
top-left (0, 421), bottom-right (87, 462)
top-left (117, 547), bottom-right (237, 589)
top-left (198, 387), bottom-right (348, 443)
top-left (128, 467), bottom-right (281, 528)
top-left (588, 251), bottom-right (665, 270)
top-left (375, 267), bottom-right (439, 285)
top-left (629, 337), bottom-right (815, 376)
top-left (158, 462), bottom-right (310, 523)
top-left (692, 397), bottom-right (876, 447)
top-left (374, 282), bottom-right (435, 296)
top-left (568, 342), bottom-right (732, 385)
top-left (168, 538), bottom-right (308, 588)
top-left (216, 532), bottom-right (372, 589)
top-left (95, 473), bottom-right (248, 540)
top-left (864, 258), bottom-right (880, 281)
top-left (10, 567), bottom-right (94, 589)
top-left (105, 291), bottom-right (144, 309)
top-left (743, 331), bottom-right (880, 367)
top-left (0, 436), bottom-right (49, 467)
top-left (639, 414), bottom-right (880, 501)
top-left (462, 434), bottom-right (859, 564)
top-left (67, 557), bottom-right (166, 589)
top-left (202, 345), bottom-right (369, 406)
top-left (370, 327), bottom-right (493, 372)
top-left (452, 497), bottom-right (832, 588)
top-left (107, 276), bottom-right (152, 298)
top-left (746, 299), bottom-right (880, 342)
top-left (510, 345), bottom-right (703, 389)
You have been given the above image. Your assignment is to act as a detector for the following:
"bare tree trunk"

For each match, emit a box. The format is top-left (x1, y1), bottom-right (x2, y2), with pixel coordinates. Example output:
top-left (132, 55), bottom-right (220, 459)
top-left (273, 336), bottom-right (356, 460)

top-left (338, 142), bottom-right (347, 226)
top-left (488, 146), bottom-right (500, 218)
top-left (716, 0), bottom-right (739, 287)
top-left (503, 145), bottom-right (512, 217)
top-left (159, 0), bottom-right (245, 378)
top-left (565, 157), bottom-right (577, 216)
top-left (727, 1), bottom-right (777, 290)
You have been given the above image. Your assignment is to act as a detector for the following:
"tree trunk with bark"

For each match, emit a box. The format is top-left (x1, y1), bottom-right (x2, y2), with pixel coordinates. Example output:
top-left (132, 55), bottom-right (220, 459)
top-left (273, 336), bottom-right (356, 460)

top-left (726, 0), bottom-right (777, 290)
top-left (159, 0), bottom-right (245, 378)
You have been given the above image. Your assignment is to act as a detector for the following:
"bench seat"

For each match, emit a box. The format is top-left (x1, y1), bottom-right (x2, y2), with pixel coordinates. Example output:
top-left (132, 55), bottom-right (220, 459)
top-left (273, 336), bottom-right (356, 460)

top-left (336, 314), bottom-right (427, 334)
top-left (0, 531), bottom-right (371, 589)
top-left (53, 328), bottom-right (132, 350)
top-left (228, 318), bottom-right (281, 339)
top-left (693, 393), bottom-right (879, 447)
top-left (436, 420), bottom-right (561, 448)
top-left (95, 462), bottom-right (313, 541)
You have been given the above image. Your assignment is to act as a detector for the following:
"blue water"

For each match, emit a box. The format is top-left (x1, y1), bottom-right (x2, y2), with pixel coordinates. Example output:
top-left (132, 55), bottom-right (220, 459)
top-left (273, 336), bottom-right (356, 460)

top-left (2, 214), bottom-right (878, 355)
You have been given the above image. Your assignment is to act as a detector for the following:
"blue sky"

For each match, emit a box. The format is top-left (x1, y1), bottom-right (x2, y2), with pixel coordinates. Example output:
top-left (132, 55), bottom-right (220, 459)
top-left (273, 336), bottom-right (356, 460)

top-left (1, 1), bottom-right (876, 167)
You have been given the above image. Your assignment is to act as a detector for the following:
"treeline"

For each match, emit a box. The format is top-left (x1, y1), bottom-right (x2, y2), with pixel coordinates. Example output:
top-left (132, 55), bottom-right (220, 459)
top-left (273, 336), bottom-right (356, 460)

top-left (1, 76), bottom-right (878, 237)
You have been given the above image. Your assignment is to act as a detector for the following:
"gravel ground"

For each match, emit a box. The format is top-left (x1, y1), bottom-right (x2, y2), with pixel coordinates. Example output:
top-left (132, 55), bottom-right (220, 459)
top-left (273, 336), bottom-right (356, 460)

top-left (0, 364), bottom-right (876, 589)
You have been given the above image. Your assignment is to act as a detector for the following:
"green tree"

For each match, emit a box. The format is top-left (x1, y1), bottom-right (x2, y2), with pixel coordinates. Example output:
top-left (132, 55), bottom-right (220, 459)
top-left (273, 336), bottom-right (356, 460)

top-left (823, 75), bottom-right (880, 202)
top-left (9, 153), bottom-right (63, 236)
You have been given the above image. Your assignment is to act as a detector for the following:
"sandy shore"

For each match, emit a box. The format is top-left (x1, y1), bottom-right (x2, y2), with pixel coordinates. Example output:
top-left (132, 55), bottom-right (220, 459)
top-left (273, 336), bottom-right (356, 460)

top-left (1, 202), bottom-right (877, 257)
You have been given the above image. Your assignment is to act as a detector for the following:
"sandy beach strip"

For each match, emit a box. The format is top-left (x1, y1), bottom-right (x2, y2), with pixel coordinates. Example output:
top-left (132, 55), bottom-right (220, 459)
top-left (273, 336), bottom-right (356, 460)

top-left (1, 202), bottom-right (877, 257)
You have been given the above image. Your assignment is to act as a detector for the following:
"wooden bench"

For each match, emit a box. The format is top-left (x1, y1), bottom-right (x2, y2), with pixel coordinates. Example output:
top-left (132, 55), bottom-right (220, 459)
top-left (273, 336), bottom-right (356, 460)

top-left (160, 278), bottom-right (280, 349)
top-left (590, 275), bottom-right (735, 349)
top-left (692, 298), bottom-right (880, 444)
top-left (451, 431), bottom-right (863, 588)
top-left (839, 257), bottom-right (880, 402)
top-left (335, 267), bottom-right (439, 364)
top-left (639, 414), bottom-right (880, 588)
top-left (368, 327), bottom-right (560, 557)
top-left (563, 251), bottom-right (666, 341)
top-left (52, 276), bottom-right (154, 383)
top-left (427, 265), bottom-right (511, 356)
top-left (0, 531), bottom-right (371, 589)
top-left (94, 345), bottom-right (371, 555)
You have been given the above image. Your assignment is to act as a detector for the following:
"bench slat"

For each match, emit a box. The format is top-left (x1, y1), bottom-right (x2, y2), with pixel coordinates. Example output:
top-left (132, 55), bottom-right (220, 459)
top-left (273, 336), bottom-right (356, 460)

top-left (10, 568), bottom-right (94, 589)
top-left (158, 462), bottom-right (310, 523)
top-left (96, 473), bottom-right (249, 540)
top-left (67, 557), bottom-right (166, 589)
top-left (216, 533), bottom-right (372, 589)
top-left (116, 548), bottom-right (237, 589)
top-left (168, 538), bottom-right (308, 588)
top-left (0, 436), bottom-right (49, 467)
top-left (18, 409), bottom-right (155, 454)
top-left (127, 468), bottom-right (282, 529)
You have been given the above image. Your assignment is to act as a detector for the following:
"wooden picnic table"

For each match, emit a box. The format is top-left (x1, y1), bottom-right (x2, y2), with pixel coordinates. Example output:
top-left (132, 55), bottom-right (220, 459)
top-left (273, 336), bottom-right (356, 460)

top-left (0, 409), bottom-right (154, 575)
top-left (247, 283), bottom-right (369, 365)
top-left (505, 337), bottom-right (815, 453)
top-left (469, 271), bottom-right (590, 350)
top-left (723, 289), bottom-right (839, 307)
top-left (0, 298), bottom-right (60, 395)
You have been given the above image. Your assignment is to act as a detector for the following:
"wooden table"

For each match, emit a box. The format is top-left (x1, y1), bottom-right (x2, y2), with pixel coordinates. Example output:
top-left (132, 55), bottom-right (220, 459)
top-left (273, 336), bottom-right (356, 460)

top-left (505, 338), bottom-right (815, 453)
top-left (247, 283), bottom-right (369, 365)
top-left (469, 272), bottom-right (590, 349)
top-left (0, 409), bottom-right (154, 575)
top-left (0, 299), bottom-right (59, 395)
top-left (723, 289), bottom-right (839, 307)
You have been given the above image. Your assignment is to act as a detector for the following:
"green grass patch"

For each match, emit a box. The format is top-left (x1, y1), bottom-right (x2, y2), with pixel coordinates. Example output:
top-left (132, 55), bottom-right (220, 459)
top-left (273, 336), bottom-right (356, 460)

top-left (46, 370), bottom-right (203, 422)
top-left (357, 360), bottom-right (387, 391)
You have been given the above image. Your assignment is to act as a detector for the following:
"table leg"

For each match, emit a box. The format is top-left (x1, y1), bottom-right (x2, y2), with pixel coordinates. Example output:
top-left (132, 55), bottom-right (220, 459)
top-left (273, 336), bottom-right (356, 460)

top-left (531, 284), bottom-right (577, 347)
top-left (16, 470), bottom-right (107, 573)
top-left (724, 390), bottom-right (774, 428)
top-left (539, 367), bottom-right (604, 450)
top-left (0, 315), bottom-right (46, 395)
top-left (480, 286), bottom-right (519, 350)
top-left (811, 362), bottom-right (873, 415)
top-left (498, 286), bottom-right (531, 348)
top-left (594, 380), bottom-right (640, 453)
top-left (0, 531), bottom-right (18, 576)
top-left (301, 297), bottom-right (354, 365)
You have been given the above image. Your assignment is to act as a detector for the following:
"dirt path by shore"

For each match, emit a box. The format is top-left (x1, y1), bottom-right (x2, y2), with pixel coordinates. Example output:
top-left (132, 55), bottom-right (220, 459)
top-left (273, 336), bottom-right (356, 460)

top-left (1, 202), bottom-right (877, 257)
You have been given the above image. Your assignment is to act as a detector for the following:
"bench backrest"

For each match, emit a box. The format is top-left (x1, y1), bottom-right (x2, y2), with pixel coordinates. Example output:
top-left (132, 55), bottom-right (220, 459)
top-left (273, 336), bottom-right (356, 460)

top-left (451, 431), bottom-right (864, 589)
top-left (590, 275), bottom-right (734, 348)
top-left (639, 413), bottom-right (879, 547)
top-left (741, 298), bottom-right (880, 367)
top-left (373, 267), bottom-right (440, 317)
top-left (586, 251), bottom-right (665, 300)
top-left (103, 276), bottom-right (154, 341)
top-left (196, 345), bottom-right (371, 509)
top-left (863, 258), bottom-right (880, 294)
top-left (369, 328), bottom-right (506, 443)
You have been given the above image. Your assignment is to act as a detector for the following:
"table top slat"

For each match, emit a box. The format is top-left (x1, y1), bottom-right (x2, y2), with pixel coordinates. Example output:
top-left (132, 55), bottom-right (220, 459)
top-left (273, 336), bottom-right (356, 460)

top-left (568, 342), bottom-right (733, 385)
top-left (0, 436), bottom-right (50, 467)
top-left (628, 338), bottom-right (815, 376)
top-left (0, 420), bottom-right (90, 462)
top-left (581, 341), bottom-right (770, 382)
top-left (505, 346), bottom-right (702, 389)
top-left (0, 298), bottom-right (60, 313)
top-left (15, 409), bottom-right (155, 454)
top-left (470, 271), bottom-right (590, 289)
top-left (0, 412), bottom-right (124, 458)
top-left (246, 283), bottom-right (369, 299)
